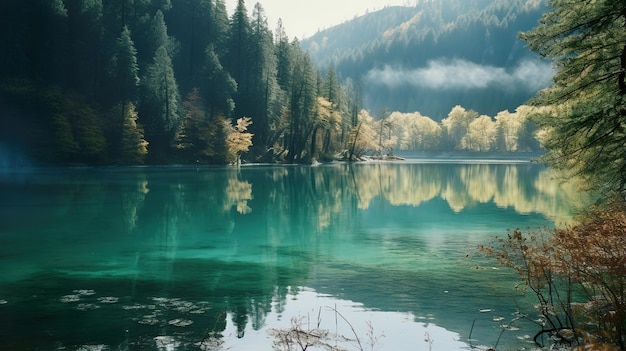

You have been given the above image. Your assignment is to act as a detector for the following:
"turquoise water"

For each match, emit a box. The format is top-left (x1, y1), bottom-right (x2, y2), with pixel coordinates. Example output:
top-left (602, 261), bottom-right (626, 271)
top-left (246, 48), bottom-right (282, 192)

top-left (0, 161), bottom-right (586, 350)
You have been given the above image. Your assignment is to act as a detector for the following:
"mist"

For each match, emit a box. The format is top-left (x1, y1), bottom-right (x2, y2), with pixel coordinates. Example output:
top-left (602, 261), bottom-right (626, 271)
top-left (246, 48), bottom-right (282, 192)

top-left (365, 58), bottom-right (554, 92)
top-left (0, 144), bottom-right (33, 173)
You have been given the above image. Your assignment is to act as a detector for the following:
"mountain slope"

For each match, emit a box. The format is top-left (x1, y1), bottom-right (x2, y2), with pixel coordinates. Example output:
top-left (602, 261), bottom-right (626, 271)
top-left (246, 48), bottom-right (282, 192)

top-left (302, 0), bottom-right (549, 119)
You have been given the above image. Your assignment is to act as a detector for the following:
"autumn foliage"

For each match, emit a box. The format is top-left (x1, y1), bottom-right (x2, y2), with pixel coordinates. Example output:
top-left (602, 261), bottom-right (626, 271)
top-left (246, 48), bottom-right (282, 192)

top-left (482, 198), bottom-right (626, 350)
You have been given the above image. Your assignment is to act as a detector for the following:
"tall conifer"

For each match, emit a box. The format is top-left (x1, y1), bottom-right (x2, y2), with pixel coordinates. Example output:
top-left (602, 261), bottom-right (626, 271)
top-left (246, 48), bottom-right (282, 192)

top-left (112, 26), bottom-right (140, 110)
top-left (140, 45), bottom-right (181, 159)
top-left (522, 0), bottom-right (626, 191)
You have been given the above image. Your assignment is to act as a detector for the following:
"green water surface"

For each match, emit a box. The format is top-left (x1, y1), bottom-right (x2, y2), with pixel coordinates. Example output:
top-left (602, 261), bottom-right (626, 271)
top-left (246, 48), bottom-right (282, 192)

top-left (0, 161), bottom-right (588, 350)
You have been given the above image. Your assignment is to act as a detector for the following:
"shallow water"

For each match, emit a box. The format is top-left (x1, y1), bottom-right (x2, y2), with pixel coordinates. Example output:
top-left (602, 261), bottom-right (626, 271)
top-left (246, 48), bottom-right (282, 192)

top-left (0, 161), bottom-right (587, 350)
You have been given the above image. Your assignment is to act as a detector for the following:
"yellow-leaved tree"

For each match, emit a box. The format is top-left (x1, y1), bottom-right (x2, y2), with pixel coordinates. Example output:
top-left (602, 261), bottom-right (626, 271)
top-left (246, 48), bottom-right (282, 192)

top-left (225, 117), bottom-right (253, 164)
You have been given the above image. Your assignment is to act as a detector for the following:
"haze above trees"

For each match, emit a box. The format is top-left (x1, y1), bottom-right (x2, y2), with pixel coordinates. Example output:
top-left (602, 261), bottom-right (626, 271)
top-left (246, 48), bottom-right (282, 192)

top-left (303, 0), bottom-right (550, 118)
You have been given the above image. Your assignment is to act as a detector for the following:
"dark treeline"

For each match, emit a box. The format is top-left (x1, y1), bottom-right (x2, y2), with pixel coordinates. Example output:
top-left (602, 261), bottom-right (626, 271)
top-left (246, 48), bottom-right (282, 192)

top-left (0, 0), bottom-right (362, 165)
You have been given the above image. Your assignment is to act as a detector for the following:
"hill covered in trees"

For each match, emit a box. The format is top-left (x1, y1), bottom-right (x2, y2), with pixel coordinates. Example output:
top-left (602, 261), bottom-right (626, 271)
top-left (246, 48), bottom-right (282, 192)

top-left (302, 0), bottom-right (550, 119)
top-left (0, 0), bottom-right (545, 167)
top-left (0, 0), bottom-right (334, 165)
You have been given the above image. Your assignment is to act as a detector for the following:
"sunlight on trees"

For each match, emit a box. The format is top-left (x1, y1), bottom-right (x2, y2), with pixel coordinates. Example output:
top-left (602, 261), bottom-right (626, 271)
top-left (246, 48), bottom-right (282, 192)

top-left (520, 0), bottom-right (626, 193)
top-left (312, 97), bottom-right (342, 160)
top-left (464, 115), bottom-right (496, 151)
top-left (381, 106), bottom-right (539, 153)
top-left (347, 110), bottom-right (378, 160)
top-left (225, 117), bottom-right (254, 164)
top-left (482, 197), bottom-right (626, 350)
top-left (118, 102), bottom-right (148, 164)
top-left (441, 105), bottom-right (477, 150)
top-left (0, 0), bottom-right (547, 166)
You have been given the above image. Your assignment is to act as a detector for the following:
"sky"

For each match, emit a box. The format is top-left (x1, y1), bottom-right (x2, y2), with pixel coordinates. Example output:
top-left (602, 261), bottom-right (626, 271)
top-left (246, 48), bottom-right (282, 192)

top-left (225, 0), bottom-right (413, 39)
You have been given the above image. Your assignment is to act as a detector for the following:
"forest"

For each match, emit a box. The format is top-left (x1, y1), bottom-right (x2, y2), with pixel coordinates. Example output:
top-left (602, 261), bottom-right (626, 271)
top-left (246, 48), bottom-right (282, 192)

top-left (0, 0), bottom-right (542, 166)
top-left (302, 0), bottom-right (548, 117)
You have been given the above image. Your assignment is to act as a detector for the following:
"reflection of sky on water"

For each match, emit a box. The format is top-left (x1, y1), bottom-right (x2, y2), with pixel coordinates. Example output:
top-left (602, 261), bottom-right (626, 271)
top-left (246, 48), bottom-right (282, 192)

top-left (0, 163), bottom-right (587, 350)
top-left (222, 288), bottom-right (471, 351)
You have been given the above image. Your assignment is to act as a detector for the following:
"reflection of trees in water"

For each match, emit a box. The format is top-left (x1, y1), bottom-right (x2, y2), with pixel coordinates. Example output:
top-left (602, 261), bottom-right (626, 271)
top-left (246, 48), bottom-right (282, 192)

top-left (341, 163), bottom-right (587, 222)
top-left (137, 169), bottom-right (320, 335)
top-left (0, 165), bottom-right (591, 347)
top-left (121, 176), bottom-right (149, 230)
top-left (223, 177), bottom-right (253, 214)
top-left (134, 164), bottom-right (588, 340)
top-left (78, 164), bottom-right (586, 338)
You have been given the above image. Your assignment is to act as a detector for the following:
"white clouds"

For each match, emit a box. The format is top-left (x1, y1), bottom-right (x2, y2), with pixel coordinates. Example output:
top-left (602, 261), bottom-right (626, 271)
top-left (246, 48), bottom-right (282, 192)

top-left (365, 58), bottom-right (554, 92)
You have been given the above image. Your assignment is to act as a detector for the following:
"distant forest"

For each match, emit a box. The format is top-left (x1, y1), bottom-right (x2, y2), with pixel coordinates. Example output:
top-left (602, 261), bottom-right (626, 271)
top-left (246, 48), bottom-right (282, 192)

top-left (0, 0), bottom-right (543, 166)
top-left (303, 0), bottom-right (548, 117)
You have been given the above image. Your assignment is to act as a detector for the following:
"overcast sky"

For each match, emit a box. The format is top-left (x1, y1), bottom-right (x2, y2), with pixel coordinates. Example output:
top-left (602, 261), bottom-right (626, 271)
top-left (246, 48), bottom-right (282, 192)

top-left (224, 0), bottom-right (412, 39)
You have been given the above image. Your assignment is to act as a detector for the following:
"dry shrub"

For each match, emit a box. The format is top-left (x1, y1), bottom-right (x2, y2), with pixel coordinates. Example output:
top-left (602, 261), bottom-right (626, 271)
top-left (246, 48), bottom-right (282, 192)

top-left (481, 197), bottom-right (626, 350)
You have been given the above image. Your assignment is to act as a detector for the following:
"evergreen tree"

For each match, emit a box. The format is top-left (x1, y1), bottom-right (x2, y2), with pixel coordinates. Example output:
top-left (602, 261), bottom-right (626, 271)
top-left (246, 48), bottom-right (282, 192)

top-left (102, 0), bottom-right (170, 31)
top-left (521, 0), bottom-right (626, 191)
top-left (224, 0), bottom-right (252, 118)
top-left (285, 45), bottom-right (318, 162)
top-left (167, 0), bottom-right (214, 93)
top-left (140, 45), bottom-right (181, 160)
top-left (324, 68), bottom-right (340, 106)
top-left (248, 2), bottom-right (281, 157)
top-left (119, 102), bottom-right (148, 164)
top-left (275, 18), bottom-right (294, 92)
top-left (102, 0), bottom-right (134, 30)
top-left (200, 44), bottom-right (237, 117)
top-left (110, 26), bottom-right (140, 108)
top-left (176, 88), bottom-right (227, 163)
top-left (212, 0), bottom-right (231, 60)
top-left (139, 9), bottom-right (170, 65)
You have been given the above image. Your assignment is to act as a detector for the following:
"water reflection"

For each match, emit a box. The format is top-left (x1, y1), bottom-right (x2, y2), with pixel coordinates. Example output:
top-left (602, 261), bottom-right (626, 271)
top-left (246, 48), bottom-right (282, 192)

top-left (0, 162), bottom-right (588, 350)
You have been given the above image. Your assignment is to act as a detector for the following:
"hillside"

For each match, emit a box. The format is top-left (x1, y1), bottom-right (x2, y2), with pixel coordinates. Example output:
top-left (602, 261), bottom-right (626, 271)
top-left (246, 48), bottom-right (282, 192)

top-left (302, 0), bottom-right (550, 119)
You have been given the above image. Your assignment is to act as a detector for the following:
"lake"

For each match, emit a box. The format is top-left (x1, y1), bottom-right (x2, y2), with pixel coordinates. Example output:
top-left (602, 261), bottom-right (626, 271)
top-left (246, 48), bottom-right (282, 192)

top-left (0, 160), bottom-right (588, 350)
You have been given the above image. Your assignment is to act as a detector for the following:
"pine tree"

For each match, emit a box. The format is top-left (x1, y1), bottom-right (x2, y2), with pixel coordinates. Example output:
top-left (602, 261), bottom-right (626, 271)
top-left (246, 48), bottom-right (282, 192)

top-left (140, 45), bottom-right (181, 159)
top-left (119, 102), bottom-right (148, 164)
top-left (167, 0), bottom-right (214, 93)
top-left (110, 26), bottom-right (140, 108)
top-left (200, 44), bottom-right (236, 118)
top-left (212, 0), bottom-right (231, 60)
top-left (324, 68), bottom-right (340, 106)
top-left (225, 0), bottom-right (256, 129)
top-left (285, 45), bottom-right (317, 162)
top-left (225, 0), bottom-right (251, 99)
top-left (141, 9), bottom-right (169, 64)
top-left (175, 88), bottom-right (227, 163)
top-left (275, 18), bottom-right (294, 92)
top-left (521, 0), bottom-right (626, 192)
top-left (248, 2), bottom-right (280, 156)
